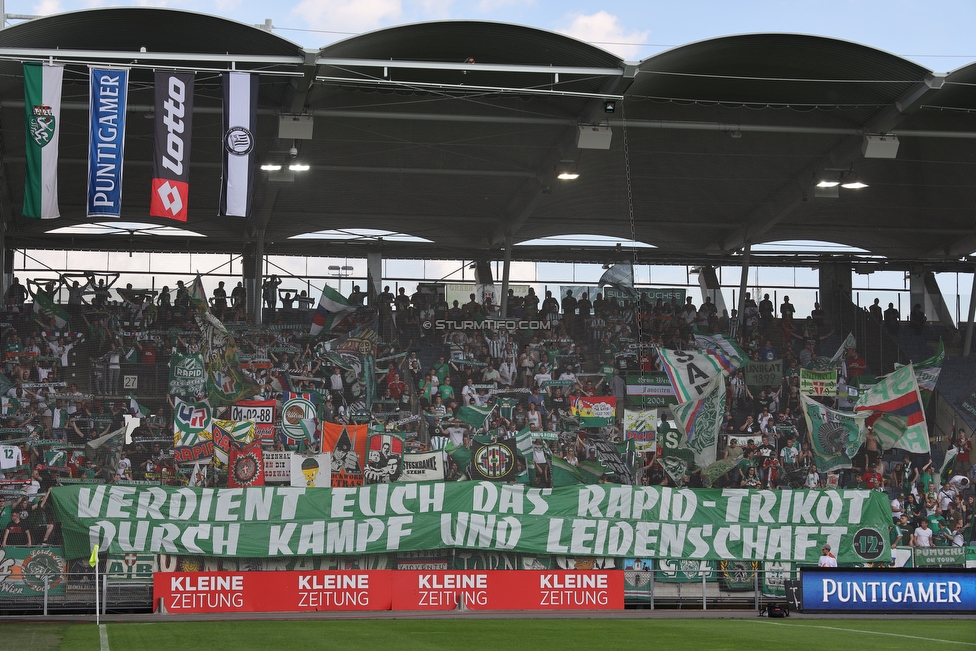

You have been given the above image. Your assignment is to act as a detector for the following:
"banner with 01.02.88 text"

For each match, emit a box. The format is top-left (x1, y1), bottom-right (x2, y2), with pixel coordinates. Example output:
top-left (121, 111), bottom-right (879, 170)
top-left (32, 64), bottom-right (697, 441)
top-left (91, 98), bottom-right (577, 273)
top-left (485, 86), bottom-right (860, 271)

top-left (50, 482), bottom-right (892, 565)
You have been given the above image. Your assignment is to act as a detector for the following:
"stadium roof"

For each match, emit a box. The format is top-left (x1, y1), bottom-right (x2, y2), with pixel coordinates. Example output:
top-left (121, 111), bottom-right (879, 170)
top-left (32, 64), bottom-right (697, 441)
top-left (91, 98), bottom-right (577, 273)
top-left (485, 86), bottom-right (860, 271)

top-left (1, 8), bottom-right (976, 269)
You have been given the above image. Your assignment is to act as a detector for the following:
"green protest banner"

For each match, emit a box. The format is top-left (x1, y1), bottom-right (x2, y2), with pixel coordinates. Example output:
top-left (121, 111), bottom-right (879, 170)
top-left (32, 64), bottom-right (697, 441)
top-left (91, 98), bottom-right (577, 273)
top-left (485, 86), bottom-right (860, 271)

top-left (168, 352), bottom-right (206, 396)
top-left (49, 482), bottom-right (893, 565)
top-left (743, 360), bottom-right (782, 387)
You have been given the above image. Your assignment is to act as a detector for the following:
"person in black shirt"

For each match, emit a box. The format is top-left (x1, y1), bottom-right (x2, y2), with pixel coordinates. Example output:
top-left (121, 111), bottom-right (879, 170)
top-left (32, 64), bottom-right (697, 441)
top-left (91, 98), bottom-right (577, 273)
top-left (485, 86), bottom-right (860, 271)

top-left (2, 510), bottom-right (31, 547)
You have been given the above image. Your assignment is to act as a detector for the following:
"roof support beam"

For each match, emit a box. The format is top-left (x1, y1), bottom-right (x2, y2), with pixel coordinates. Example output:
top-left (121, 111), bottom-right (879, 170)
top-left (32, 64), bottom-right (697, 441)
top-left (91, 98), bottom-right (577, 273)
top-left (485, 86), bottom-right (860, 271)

top-left (720, 73), bottom-right (948, 252)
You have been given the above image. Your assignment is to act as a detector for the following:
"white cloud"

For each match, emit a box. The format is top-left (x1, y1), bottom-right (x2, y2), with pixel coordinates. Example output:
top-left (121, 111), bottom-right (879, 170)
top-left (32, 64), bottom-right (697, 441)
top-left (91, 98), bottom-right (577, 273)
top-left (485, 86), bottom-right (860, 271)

top-left (417, 0), bottom-right (454, 19)
top-left (213, 0), bottom-right (242, 10)
top-left (32, 0), bottom-right (63, 14)
top-left (558, 11), bottom-right (649, 60)
top-left (291, 0), bottom-right (402, 33)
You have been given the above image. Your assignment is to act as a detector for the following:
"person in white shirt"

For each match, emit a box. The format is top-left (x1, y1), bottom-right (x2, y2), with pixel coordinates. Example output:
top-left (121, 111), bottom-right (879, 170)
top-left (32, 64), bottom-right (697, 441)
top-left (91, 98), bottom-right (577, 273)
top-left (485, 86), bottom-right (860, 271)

top-left (805, 465), bottom-right (822, 489)
top-left (498, 359), bottom-right (516, 387)
top-left (116, 450), bottom-right (132, 479)
top-left (818, 543), bottom-right (838, 567)
top-left (461, 379), bottom-right (476, 406)
top-left (911, 519), bottom-right (933, 547)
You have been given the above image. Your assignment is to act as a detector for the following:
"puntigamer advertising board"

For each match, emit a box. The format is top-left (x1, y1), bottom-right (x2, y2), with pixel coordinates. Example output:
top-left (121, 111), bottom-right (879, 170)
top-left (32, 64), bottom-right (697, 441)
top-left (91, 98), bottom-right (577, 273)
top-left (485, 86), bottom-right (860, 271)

top-left (801, 568), bottom-right (976, 613)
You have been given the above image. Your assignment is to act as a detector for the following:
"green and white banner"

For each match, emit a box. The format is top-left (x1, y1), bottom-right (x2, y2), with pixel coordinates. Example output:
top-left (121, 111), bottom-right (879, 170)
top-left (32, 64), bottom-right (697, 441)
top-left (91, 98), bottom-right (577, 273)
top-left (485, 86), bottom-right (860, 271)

top-left (0, 546), bottom-right (67, 597)
top-left (23, 62), bottom-right (63, 219)
top-left (625, 373), bottom-right (677, 407)
top-left (800, 368), bottom-right (838, 396)
top-left (50, 482), bottom-right (893, 565)
top-left (168, 352), bottom-right (206, 396)
top-left (801, 394), bottom-right (866, 472)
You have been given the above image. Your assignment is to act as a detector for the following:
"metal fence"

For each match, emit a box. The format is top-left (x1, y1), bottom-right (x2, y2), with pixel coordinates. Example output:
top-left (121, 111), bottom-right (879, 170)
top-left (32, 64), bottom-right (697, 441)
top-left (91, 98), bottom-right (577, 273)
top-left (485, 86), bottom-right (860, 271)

top-left (1, 568), bottom-right (802, 615)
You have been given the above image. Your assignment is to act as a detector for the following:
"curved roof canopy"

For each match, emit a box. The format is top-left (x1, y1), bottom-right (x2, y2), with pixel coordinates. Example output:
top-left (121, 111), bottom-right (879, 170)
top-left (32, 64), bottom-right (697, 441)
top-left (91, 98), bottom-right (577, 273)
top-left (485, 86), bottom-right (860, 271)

top-left (1, 9), bottom-right (975, 269)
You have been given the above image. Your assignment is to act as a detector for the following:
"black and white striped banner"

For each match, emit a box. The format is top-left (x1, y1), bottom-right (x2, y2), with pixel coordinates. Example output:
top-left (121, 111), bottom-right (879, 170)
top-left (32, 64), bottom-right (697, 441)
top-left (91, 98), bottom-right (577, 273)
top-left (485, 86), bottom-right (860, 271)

top-left (219, 72), bottom-right (257, 217)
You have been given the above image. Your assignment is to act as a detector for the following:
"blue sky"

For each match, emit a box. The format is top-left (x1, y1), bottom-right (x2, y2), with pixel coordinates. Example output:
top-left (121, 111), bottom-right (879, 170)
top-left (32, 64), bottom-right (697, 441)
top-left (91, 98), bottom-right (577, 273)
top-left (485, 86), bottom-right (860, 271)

top-left (11, 0), bottom-right (976, 70)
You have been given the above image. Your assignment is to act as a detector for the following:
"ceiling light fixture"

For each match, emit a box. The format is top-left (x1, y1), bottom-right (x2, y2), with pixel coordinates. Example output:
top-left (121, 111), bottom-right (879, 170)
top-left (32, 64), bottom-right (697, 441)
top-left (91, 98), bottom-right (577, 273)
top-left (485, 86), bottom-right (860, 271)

top-left (261, 163), bottom-right (282, 171)
top-left (840, 170), bottom-right (868, 189)
top-left (556, 159), bottom-right (579, 180)
top-left (288, 163), bottom-right (310, 171)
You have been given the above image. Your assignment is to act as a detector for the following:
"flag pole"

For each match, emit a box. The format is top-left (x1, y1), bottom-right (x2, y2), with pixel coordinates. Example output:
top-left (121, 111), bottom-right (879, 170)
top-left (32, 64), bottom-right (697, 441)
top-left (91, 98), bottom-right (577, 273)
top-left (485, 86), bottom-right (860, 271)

top-left (89, 544), bottom-right (100, 626)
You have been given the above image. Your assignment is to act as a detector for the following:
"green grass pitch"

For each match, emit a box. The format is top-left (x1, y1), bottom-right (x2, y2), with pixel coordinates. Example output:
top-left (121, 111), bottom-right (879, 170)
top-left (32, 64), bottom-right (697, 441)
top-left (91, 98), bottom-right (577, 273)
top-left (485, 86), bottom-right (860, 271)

top-left (3, 619), bottom-right (975, 651)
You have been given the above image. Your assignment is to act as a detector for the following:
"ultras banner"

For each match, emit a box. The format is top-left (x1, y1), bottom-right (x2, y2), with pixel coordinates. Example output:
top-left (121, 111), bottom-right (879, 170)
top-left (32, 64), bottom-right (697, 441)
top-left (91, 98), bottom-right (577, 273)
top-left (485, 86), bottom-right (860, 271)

top-left (50, 483), bottom-right (893, 565)
top-left (151, 71), bottom-right (194, 221)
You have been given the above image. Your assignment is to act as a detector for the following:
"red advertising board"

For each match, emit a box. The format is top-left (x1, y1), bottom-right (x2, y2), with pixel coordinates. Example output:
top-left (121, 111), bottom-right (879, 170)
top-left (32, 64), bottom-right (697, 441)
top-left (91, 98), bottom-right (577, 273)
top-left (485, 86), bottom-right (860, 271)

top-left (392, 570), bottom-right (623, 610)
top-left (154, 571), bottom-right (392, 613)
top-left (154, 570), bottom-right (623, 613)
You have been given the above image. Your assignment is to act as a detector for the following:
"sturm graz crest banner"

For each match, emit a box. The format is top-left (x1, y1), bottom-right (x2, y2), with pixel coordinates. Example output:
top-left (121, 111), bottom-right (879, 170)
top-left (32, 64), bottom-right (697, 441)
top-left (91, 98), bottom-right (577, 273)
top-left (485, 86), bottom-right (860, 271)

top-left (87, 67), bottom-right (128, 218)
top-left (151, 71), bottom-right (194, 222)
top-left (22, 63), bottom-right (63, 219)
top-left (219, 71), bottom-right (257, 217)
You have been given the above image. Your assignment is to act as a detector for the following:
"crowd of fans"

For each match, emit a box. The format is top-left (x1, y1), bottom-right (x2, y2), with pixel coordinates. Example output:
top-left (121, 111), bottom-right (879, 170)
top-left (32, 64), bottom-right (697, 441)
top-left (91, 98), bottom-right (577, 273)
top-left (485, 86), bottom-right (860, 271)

top-left (0, 274), bottom-right (972, 556)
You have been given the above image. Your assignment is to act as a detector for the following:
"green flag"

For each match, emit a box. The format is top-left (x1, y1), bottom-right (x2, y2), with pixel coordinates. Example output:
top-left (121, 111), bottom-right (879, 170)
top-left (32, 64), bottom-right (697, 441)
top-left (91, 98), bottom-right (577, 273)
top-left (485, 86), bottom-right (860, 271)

top-left (23, 62), bottom-right (63, 219)
top-left (33, 290), bottom-right (69, 328)
top-left (457, 405), bottom-right (495, 430)
top-left (550, 456), bottom-right (585, 486)
top-left (801, 394), bottom-right (866, 472)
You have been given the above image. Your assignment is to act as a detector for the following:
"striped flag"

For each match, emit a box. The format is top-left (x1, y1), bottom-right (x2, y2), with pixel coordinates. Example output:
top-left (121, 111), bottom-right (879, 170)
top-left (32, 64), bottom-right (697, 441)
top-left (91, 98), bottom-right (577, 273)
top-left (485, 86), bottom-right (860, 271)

top-left (855, 364), bottom-right (930, 453)
top-left (23, 63), bottom-right (63, 219)
top-left (657, 346), bottom-right (736, 403)
top-left (598, 262), bottom-right (638, 297)
top-left (310, 285), bottom-right (355, 336)
top-left (671, 371), bottom-right (726, 467)
top-left (219, 72), bottom-right (258, 217)
top-left (692, 333), bottom-right (747, 370)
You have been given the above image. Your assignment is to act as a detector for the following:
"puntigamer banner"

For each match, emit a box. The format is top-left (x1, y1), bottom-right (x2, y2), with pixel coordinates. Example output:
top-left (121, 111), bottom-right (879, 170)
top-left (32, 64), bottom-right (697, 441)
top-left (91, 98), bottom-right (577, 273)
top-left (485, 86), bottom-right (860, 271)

top-left (50, 483), bottom-right (892, 565)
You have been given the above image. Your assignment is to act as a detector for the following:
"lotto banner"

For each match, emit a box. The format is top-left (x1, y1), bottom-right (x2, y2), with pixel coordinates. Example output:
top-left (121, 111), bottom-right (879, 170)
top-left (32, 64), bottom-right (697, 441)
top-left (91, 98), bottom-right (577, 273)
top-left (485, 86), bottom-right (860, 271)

top-left (152, 570), bottom-right (621, 613)
top-left (87, 67), bottom-right (128, 218)
top-left (150, 71), bottom-right (194, 221)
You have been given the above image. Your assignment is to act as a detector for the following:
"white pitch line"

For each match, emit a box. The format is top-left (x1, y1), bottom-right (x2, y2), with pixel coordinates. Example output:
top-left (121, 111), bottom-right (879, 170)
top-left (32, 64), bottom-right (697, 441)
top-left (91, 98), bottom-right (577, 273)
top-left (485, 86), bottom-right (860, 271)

top-left (737, 620), bottom-right (976, 646)
top-left (99, 623), bottom-right (110, 651)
